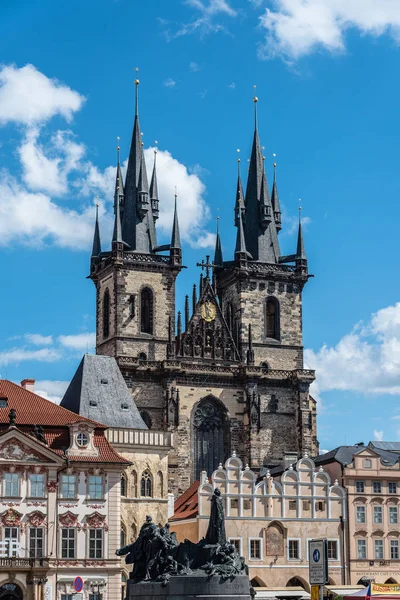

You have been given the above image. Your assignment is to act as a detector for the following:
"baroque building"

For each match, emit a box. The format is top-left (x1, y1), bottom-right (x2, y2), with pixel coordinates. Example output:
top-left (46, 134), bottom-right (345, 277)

top-left (170, 453), bottom-right (346, 592)
top-left (0, 379), bottom-right (127, 600)
top-left (89, 79), bottom-right (318, 497)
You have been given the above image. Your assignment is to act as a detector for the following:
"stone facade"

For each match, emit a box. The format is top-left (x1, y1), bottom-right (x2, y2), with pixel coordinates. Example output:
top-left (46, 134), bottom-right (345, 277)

top-left (170, 454), bottom-right (347, 591)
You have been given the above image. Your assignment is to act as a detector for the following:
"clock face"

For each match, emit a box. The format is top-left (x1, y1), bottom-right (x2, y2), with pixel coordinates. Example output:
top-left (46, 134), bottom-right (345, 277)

top-left (201, 301), bottom-right (216, 322)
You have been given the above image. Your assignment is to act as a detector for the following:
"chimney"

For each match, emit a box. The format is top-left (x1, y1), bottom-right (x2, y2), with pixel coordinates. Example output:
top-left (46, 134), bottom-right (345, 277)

top-left (21, 379), bottom-right (35, 392)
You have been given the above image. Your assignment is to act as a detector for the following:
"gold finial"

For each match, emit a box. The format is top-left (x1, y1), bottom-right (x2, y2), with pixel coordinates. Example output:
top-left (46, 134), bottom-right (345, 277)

top-left (253, 84), bottom-right (258, 103)
top-left (134, 67), bottom-right (139, 85)
top-left (116, 136), bottom-right (121, 164)
top-left (95, 195), bottom-right (99, 209)
top-left (174, 185), bottom-right (177, 200)
top-left (154, 140), bottom-right (158, 155)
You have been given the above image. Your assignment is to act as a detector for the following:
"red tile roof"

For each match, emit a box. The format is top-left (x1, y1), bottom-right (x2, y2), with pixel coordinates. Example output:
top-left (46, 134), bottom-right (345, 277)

top-left (0, 380), bottom-right (130, 465)
top-left (170, 480), bottom-right (200, 521)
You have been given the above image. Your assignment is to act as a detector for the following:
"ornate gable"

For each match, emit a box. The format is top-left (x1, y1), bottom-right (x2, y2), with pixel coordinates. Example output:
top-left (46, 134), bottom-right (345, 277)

top-left (178, 278), bottom-right (240, 362)
top-left (0, 438), bottom-right (52, 463)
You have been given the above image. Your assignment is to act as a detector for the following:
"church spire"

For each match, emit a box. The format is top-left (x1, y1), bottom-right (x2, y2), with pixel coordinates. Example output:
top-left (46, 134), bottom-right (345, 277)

top-left (296, 207), bottom-right (308, 274)
top-left (90, 203), bottom-right (101, 271)
top-left (244, 90), bottom-right (280, 263)
top-left (213, 216), bottom-right (223, 267)
top-left (112, 141), bottom-right (125, 246)
top-left (235, 207), bottom-right (247, 262)
top-left (170, 192), bottom-right (182, 266)
top-left (150, 145), bottom-right (159, 222)
top-left (234, 151), bottom-right (245, 228)
top-left (271, 161), bottom-right (282, 232)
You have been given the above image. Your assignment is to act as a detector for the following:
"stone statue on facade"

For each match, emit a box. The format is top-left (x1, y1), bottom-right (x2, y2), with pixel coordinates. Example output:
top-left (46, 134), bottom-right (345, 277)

top-left (205, 488), bottom-right (226, 545)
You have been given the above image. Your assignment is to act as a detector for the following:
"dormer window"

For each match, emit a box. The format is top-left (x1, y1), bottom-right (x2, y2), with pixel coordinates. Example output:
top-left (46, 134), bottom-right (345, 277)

top-left (121, 403), bottom-right (129, 410)
top-left (76, 433), bottom-right (89, 448)
top-left (89, 401), bottom-right (98, 407)
top-left (100, 378), bottom-right (108, 385)
top-left (0, 397), bottom-right (8, 408)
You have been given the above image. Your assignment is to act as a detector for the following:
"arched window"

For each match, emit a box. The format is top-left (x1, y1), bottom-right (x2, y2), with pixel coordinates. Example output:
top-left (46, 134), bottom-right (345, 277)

top-left (266, 297), bottom-right (280, 340)
top-left (131, 470), bottom-right (137, 498)
top-left (193, 396), bottom-right (230, 480)
top-left (121, 474), bottom-right (127, 497)
top-left (140, 287), bottom-right (154, 334)
top-left (138, 352), bottom-right (147, 362)
top-left (140, 410), bottom-right (152, 429)
top-left (157, 471), bottom-right (164, 497)
top-left (131, 523), bottom-right (137, 541)
top-left (120, 524), bottom-right (126, 548)
top-left (103, 289), bottom-right (110, 339)
top-left (140, 470), bottom-right (152, 497)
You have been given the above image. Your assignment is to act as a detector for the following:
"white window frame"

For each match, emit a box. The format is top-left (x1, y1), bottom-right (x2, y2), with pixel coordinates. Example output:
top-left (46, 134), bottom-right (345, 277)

top-left (356, 505), bottom-right (366, 523)
top-left (4, 473), bottom-right (20, 497)
top-left (248, 537), bottom-right (263, 561)
top-left (29, 473), bottom-right (45, 498)
top-left (390, 539), bottom-right (399, 560)
top-left (60, 527), bottom-right (76, 559)
top-left (327, 538), bottom-right (340, 562)
top-left (356, 480), bottom-right (365, 493)
top-left (88, 475), bottom-right (104, 500)
top-left (374, 539), bottom-right (384, 560)
top-left (29, 527), bottom-right (45, 558)
top-left (373, 505), bottom-right (383, 524)
top-left (357, 538), bottom-right (367, 560)
top-left (373, 481), bottom-right (382, 494)
top-left (88, 528), bottom-right (103, 559)
top-left (389, 482), bottom-right (397, 494)
top-left (228, 537), bottom-right (242, 555)
top-left (61, 474), bottom-right (77, 499)
top-left (287, 538), bottom-right (301, 561)
top-left (389, 506), bottom-right (398, 525)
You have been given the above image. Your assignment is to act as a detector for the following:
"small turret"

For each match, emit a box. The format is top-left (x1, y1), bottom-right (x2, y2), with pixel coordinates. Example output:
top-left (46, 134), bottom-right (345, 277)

top-left (235, 208), bottom-right (248, 266)
top-left (90, 204), bottom-right (101, 272)
top-left (150, 146), bottom-right (159, 222)
top-left (234, 153), bottom-right (245, 228)
top-left (259, 164), bottom-right (272, 227)
top-left (271, 162), bottom-right (282, 232)
top-left (213, 217), bottom-right (223, 267)
top-left (112, 142), bottom-right (126, 250)
top-left (170, 193), bottom-right (182, 267)
top-left (295, 208), bottom-right (307, 275)
top-left (137, 151), bottom-right (149, 217)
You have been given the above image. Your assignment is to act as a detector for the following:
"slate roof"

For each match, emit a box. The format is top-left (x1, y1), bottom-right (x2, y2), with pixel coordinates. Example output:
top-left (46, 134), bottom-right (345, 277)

top-left (313, 444), bottom-right (399, 467)
top-left (60, 354), bottom-right (147, 430)
top-left (369, 441), bottom-right (400, 454)
top-left (0, 380), bottom-right (129, 464)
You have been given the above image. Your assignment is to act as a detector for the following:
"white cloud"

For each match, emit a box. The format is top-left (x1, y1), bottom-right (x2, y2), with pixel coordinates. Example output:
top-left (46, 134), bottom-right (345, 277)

top-left (0, 348), bottom-right (61, 366)
top-left (19, 128), bottom-right (85, 195)
top-left (189, 61), bottom-right (201, 71)
top-left (170, 0), bottom-right (237, 37)
top-left (35, 380), bottom-right (69, 404)
top-left (25, 334), bottom-right (53, 346)
top-left (0, 170), bottom-right (97, 249)
top-left (373, 430), bottom-right (384, 441)
top-left (58, 333), bottom-right (96, 351)
top-left (164, 78), bottom-right (177, 88)
top-left (258, 0), bottom-right (400, 61)
top-left (144, 147), bottom-right (213, 248)
top-left (228, 82), bottom-right (236, 89)
top-left (305, 302), bottom-right (400, 403)
top-left (0, 64), bottom-right (84, 125)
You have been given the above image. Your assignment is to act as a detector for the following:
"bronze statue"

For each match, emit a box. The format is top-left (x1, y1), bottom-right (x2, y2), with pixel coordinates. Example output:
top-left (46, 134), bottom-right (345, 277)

top-left (205, 488), bottom-right (226, 545)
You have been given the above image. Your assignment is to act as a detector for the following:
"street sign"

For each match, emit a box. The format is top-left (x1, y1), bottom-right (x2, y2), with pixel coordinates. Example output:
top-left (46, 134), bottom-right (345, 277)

top-left (74, 577), bottom-right (83, 593)
top-left (309, 539), bottom-right (328, 585)
top-left (311, 585), bottom-right (320, 600)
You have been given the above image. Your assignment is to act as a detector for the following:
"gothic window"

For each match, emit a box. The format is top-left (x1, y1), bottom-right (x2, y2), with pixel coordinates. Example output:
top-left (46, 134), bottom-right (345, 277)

top-left (131, 470), bottom-right (137, 497)
top-left (193, 396), bottom-right (230, 480)
top-left (120, 524), bottom-right (126, 548)
top-left (140, 470), bottom-right (152, 497)
top-left (103, 289), bottom-right (110, 339)
top-left (140, 410), bottom-right (152, 429)
top-left (121, 475), bottom-right (127, 497)
top-left (157, 471), bottom-right (164, 497)
top-left (265, 297), bottom-right (280, 340)
top-left (140, 287), bottom-right (154, 334)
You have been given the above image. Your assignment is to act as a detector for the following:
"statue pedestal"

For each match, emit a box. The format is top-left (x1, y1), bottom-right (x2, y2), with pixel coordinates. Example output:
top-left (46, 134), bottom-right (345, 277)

top-left (126, 573), bottom-right (253, 599)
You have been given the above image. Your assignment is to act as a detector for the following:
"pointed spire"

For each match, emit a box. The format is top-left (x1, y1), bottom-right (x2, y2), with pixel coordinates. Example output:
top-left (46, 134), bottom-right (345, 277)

top-left (170, 192), bottom-right (181, 249)
top-left (137, 149), bottom-right (149, 215)
top-left (296, 208), bottom-right (307, 261)
top-left (234, 151), bottom-right (245, 228)
top-left (90, 203), bottom-right (101, 272)
top-left (150, 143), bottom-right (159, 221)
top-left (170, 191), bottom-right (182, 266)
top-left (192, 284), bottom-right (197, 314)
top-left (259, 163), bottom-right (272, 227)
top-left (214, 216), bottom-right (223, 267)
top-left (235, 208), bottom-right (247, 260)
top-left (123, 74), bottom-right (142, 248)
top-left (92, 203), bottom-right (101, 257)
top-left (177, 311), bottom-right (182, 355)
top-left (184, 295), bottom-right (189, 330)
top-left (112, 140), bottom-right (125, 246)
top-left (271, 161), bottom-right (282, 232)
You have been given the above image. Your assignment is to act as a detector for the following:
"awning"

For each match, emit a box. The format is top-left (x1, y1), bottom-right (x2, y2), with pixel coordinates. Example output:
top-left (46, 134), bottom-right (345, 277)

top-left (326, 586), bottom-right (365, 596)
top-left (255, 587), bottom-right (311, 599)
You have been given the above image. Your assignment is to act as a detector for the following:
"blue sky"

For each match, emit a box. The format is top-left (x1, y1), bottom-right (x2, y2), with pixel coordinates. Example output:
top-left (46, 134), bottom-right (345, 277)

top-left (2, 0), bottom-right (400, 452)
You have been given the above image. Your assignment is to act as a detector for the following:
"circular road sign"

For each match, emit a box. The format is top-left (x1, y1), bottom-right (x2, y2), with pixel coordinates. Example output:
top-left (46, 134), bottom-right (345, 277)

top-left (313, 549), bottom-right (320, 563)
top-left (74, 577), bottom-right (83, 593)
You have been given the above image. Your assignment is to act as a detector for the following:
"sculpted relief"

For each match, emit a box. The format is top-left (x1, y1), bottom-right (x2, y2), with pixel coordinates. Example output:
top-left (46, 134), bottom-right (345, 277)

top-left (0, 440), bottom-right (42, 462)
top-left (265, 523), bottom-right (284, 556)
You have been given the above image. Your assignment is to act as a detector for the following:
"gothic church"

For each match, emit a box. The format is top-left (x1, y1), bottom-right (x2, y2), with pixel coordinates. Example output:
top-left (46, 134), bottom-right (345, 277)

top-left (88, 79), bottom-right (318, 497)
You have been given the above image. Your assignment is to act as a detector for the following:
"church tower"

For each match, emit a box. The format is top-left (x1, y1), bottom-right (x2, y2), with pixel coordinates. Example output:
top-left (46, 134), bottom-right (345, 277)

top-left (89, 84), bottom-right (318, 497)
top-left (89, 78), bottom-right (182, 379)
